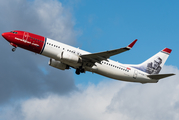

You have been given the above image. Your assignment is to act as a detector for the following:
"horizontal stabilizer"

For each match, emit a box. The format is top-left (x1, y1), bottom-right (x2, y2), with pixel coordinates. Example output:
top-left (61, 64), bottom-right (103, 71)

top-left (147, 73), bottom-right (175, 80)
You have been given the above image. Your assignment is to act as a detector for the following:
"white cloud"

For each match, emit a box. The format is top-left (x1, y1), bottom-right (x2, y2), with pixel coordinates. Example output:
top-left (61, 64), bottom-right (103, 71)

top-left (108, 67), bottom-right (179, 120)
top-left (0, 66), bottom-right (178, 120)
top-left (32, 0), bottom-right (77, 44)
top-left (19, 81), bottom-right (127, 120)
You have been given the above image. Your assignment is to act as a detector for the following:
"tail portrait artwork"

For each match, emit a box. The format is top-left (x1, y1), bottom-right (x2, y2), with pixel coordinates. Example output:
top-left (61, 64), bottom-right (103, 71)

top-left (132, 48), bottom-right (172, 75)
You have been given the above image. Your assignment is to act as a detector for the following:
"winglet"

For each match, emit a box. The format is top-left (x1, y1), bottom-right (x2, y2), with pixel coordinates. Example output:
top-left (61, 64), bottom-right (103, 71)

top-left (162, 48), bottom-right (172, 55)
top-left (127, 39), bottom-right (137, 49)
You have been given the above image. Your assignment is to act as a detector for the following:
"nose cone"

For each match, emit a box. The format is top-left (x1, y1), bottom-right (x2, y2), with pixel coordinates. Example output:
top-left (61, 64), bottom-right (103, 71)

top-left (1, 32), bottom-right (10, 40)
top-left (2, 33), bottom-right (5, 38)
top-left (2, 32), bottom-right (7, 39)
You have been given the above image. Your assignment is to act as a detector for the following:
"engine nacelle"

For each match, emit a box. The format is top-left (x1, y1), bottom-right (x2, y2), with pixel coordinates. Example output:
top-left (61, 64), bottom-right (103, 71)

top-left (60, 52), bottom-right (81, 63)
top-left (48, 59), bottom-right (69, 70)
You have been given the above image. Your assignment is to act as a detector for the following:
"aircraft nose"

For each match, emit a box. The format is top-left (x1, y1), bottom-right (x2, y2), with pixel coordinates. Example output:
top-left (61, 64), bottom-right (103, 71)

top-left (2, 33), bottom-right (5, 38)
top-left (2, 32), bottom-right (9, 40)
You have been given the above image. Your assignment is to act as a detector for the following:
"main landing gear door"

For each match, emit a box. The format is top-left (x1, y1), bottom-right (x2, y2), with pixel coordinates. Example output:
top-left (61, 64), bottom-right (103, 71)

top-left (133, 70), bottom-right (138, 79)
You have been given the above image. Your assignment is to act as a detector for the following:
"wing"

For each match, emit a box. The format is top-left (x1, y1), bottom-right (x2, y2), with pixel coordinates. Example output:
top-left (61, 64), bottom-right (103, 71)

top-left (80, 39), bottom-right (137, 63)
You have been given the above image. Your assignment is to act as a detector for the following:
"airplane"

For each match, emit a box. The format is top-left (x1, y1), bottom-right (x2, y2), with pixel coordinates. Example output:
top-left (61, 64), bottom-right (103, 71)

top-left (2, 30), bottom-right (175, 83)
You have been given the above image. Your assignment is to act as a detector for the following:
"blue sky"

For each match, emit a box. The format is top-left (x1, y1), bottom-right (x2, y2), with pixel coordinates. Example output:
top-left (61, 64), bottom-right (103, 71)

top-left (59, 0), bottom-right (179, 84)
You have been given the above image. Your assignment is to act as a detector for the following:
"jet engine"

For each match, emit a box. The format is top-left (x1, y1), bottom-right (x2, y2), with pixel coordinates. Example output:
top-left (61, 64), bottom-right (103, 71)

top-left (48, 59), bottom-right (69, 70)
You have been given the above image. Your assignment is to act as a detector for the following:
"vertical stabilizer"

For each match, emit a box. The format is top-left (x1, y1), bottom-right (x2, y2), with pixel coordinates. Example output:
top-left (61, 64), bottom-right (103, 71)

top-left (132, 48), bottom-right (172, 74)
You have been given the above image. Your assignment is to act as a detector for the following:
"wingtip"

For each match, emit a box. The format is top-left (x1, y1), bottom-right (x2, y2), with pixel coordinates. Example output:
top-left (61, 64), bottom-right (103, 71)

top-left (128, 39), bottom-right (137, 49)
top-left (162, 48), bottom-right (172, 54)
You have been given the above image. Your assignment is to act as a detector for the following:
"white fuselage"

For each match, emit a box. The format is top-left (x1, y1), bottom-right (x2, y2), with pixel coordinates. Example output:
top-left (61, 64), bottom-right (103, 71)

top-left (41, 38), bottom-right (156, 83)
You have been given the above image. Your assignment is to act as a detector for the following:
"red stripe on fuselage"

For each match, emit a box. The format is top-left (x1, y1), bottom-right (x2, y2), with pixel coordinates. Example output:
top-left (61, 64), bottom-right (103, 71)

top-left (4, 31), bottom-right (45, 54)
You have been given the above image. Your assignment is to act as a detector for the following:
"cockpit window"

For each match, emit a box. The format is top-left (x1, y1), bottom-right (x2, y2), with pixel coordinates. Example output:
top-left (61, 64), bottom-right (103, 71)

top-left (10, 31), bottom-right (18, 34)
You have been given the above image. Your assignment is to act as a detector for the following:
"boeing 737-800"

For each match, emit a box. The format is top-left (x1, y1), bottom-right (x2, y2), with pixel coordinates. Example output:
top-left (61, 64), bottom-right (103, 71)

top-left (2, 30), bottom-right (175, 83)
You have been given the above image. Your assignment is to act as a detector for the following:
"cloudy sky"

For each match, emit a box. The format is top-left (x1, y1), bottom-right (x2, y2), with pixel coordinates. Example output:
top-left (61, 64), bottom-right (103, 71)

top-left (0, 0), bottom-right (179, 120)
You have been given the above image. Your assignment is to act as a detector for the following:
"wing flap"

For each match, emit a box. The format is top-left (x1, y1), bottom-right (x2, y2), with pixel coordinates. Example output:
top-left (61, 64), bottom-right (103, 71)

top-left (147, 74), bottom-right (175, 80)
